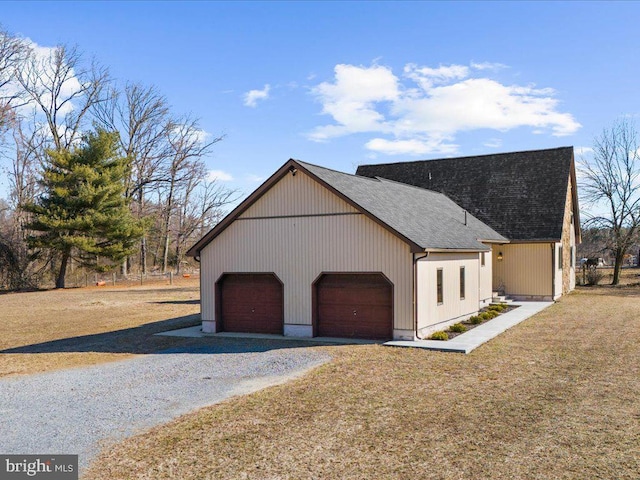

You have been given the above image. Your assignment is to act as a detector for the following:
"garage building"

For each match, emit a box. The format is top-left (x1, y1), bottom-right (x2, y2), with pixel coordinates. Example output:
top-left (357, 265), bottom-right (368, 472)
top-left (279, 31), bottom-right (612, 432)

top-left (187, 159), bottom-right (507, 340)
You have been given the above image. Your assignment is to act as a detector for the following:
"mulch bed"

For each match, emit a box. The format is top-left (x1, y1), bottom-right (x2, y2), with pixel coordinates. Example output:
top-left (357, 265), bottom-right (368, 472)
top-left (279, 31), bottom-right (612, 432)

top-left (442, 304), bottom-right (519, 340)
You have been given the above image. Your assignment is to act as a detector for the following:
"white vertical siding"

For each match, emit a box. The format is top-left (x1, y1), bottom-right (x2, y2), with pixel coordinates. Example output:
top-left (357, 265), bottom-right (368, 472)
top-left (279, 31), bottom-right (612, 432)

top-left (416, 252), bottom-right (480, 330)
top-left (478, 246), bottom-right (493, 302)
top-left (554, 242), bottom-right (563, 299)
top-left (200, 170), bottom-right (414, 332)
top-left (570, 220), bottom-right (576, 290)
top-left (561, 176), bottom-right (577, 293)
top-left (493, 243), bottom-right (553, 298)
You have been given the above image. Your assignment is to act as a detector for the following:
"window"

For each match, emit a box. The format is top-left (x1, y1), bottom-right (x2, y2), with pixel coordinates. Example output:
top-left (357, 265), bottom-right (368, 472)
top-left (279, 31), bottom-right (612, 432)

top-left (460, 266), bottom-right (465, 300)
top-left (481, 251), bottom-right (486, 266)
top-left (436, 269), bottom-right (443, 304)
top-left (570, 246), bottom-right (575, 268)
top-left (559, 246), bottom-right (563, 270)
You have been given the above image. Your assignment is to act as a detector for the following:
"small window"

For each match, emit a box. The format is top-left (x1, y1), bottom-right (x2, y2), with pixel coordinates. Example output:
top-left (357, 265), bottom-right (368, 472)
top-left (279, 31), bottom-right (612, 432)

top-left (460, 266), bottom-right (465, 300)
top-left (558, 246), bottom-right (563, 270)
top-left (481, 252), bottom-right (486, 267)
top-left (570, 246), bottom-right (575, 268)
top-left (436, 269), bottom-right (443, 305)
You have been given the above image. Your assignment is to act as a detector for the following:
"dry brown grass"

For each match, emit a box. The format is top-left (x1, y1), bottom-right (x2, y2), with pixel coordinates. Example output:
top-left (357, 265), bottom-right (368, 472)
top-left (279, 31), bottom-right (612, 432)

top-left (579, 266), bottom-right (640, 286)
top-left (0, 278), bottom-right (201, 377)
top-left (82, 285), bottom-right (640, 480)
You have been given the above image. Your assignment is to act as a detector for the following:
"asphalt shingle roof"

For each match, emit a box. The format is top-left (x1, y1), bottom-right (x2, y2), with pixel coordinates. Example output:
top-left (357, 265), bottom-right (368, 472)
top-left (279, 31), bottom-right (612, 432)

top-left (298, 161), bottom-right (506, 250)
top-left (356, 147), bottom-right (574, 241)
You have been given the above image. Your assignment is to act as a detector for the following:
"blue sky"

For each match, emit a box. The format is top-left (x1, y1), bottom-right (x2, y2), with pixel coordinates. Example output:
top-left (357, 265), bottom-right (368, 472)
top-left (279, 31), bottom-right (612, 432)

top-left (2, 1), bottom-right (639, 203)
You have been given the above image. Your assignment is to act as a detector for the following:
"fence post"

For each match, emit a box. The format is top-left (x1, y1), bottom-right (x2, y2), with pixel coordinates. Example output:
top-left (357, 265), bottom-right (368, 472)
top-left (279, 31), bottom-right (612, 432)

top-left (170, 272), bottom-right (173, 285)
top-left (113, 272), bottom-right (116, 286)
top-left (85, 274), bottom-right (88, 287)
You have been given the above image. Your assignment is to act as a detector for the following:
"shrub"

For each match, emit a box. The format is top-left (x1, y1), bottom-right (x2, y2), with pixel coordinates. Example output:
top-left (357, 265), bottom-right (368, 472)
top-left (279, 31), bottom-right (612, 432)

top-left (449, 323), bottom-right (467, 333)
top-left (480, 311), bottom-right (498, 320)
top-left (586, 267), bottom-right (604, 286)
top-left (429, 330), bottom-right (449, 341)
top-left (488, 304), bottom-right (504, 312)
top-left (468, 315), bottom-right (483, 324)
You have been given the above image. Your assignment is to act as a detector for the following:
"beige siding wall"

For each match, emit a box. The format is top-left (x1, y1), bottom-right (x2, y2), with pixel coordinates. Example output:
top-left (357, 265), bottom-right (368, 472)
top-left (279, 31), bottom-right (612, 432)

top-left (240, 170), bottom-right (357, 218)
top-left (478, 246), bottom-right (493, 302)
top-left (416, 252), bottom-right (480, 330)
top-left (493, 243), bottom-right (553, 298)
top-left (200, 170), bottom-right (414, 333)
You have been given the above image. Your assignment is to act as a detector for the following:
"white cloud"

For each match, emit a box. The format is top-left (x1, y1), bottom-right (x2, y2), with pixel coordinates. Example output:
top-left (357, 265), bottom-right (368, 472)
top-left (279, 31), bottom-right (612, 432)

top-left (575, 146), bottom-right (594, 156)
top-left (308, 64), bottom-right (398, 142)
top-left (246, 174), bottom-right (265, 183)
top-left (483, 138), bottom-right (503, 148)
top-left (207, 169), bottom-right (233, 182)
top-left (365, 137), bottom-right (458, 156)
top-left (471, 61), bottom-right (508, 71)
top-left (308, 61), bottom-right (581, 156)
top-left (243, 84), bottom-right (271, 107)
top-left (404, 63), bottom-right (469, 90)
top-left (192, 129), bottom-right (210, 144)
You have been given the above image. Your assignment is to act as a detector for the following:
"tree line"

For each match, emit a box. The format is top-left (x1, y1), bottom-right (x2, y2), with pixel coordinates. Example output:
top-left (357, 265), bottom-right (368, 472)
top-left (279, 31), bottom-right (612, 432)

top-left (0, 27), bottom-right (236, 289)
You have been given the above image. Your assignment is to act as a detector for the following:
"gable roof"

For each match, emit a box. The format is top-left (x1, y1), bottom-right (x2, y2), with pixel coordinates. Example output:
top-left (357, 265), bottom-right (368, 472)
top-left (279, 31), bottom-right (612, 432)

top-left (187, 159), bottom-right (507, 258)
top-left (356, 147), bottom-right (580, 242)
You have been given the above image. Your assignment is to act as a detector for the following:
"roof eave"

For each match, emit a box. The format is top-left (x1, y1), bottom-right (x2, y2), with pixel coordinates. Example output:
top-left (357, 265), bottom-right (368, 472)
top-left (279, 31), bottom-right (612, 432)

top-left (507, 238), bottom-right (561, 244)
top-left (425, 246), bottom-right (491, 253)
top-left (477, 238), bottom-right (510, 245)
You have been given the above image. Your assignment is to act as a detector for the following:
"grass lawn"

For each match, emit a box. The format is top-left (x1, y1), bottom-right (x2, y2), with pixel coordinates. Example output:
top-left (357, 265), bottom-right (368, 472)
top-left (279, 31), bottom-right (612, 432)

top-left (0, 277), bottom-right (201, 377)
top-left (79, 284), bottom-right (640, 480)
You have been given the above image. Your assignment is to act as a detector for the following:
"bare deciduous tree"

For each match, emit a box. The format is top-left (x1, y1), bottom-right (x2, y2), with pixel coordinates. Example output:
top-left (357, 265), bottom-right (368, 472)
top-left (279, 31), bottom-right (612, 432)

top-left (0, 27), bottom-right (28, 133)
top-left (580, 118), bottom-right (640, 285)
top-left (93, 82), bottom-right (171, 274)
top-left (17, 44), bottom-right (109, 151)
top-left (159, 117), bottom-right (223, 273)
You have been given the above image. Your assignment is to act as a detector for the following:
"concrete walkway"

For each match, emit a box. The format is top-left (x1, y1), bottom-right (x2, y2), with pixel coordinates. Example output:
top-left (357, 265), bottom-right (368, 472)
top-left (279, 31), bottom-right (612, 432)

top-left (385, 301), bottom-right (553, 354)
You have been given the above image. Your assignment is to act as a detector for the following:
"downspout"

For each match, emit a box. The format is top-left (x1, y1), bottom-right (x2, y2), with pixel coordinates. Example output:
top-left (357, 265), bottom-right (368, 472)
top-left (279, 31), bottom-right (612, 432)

top-left (551, 243), bottom-right (555, 299)
top-left (194, 253), bottom-right (203, 332)
top-left (413, 252), bottom-right (429, 339)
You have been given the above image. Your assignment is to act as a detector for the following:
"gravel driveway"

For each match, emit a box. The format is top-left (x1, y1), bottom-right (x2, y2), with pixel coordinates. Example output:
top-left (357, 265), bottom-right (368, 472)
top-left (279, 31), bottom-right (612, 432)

top-left (0, 339), bottom-right (330, 473)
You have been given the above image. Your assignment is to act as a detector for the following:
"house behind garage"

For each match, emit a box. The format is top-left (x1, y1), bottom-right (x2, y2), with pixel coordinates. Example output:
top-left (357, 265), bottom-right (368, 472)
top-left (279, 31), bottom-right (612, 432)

top-left (357, 146), bottom-right (581, 301)
top-left (187, 147), bottom-right (580, 341)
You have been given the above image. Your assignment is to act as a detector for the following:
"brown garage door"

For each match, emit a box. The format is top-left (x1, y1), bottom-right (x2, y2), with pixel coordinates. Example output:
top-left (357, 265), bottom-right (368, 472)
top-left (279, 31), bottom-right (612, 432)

top-left (218, 274), bottom-right (283, 334)
top-left (315, 273), bottom-right (393, 340)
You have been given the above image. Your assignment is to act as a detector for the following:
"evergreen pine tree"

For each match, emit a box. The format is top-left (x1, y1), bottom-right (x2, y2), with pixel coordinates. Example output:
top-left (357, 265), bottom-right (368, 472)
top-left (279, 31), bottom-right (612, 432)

top-left (23, 129), bottom-right (146, 288)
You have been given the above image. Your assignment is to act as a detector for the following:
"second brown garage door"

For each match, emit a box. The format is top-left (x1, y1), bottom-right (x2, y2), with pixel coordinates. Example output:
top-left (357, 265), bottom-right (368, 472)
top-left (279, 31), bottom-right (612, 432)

top-left (315, 273), bottom-right (393, 340)
top-left (218, 274), bottom-right (283, 334)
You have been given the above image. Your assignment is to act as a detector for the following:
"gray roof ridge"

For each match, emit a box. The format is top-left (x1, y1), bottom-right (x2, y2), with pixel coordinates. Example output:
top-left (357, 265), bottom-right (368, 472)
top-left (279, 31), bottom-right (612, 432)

top-left (357, 145), bottom-right (574, 168)
top-left (295, 159), bottom-right (384, 184)
top-left (374, 175), bottom-right (450, 199)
